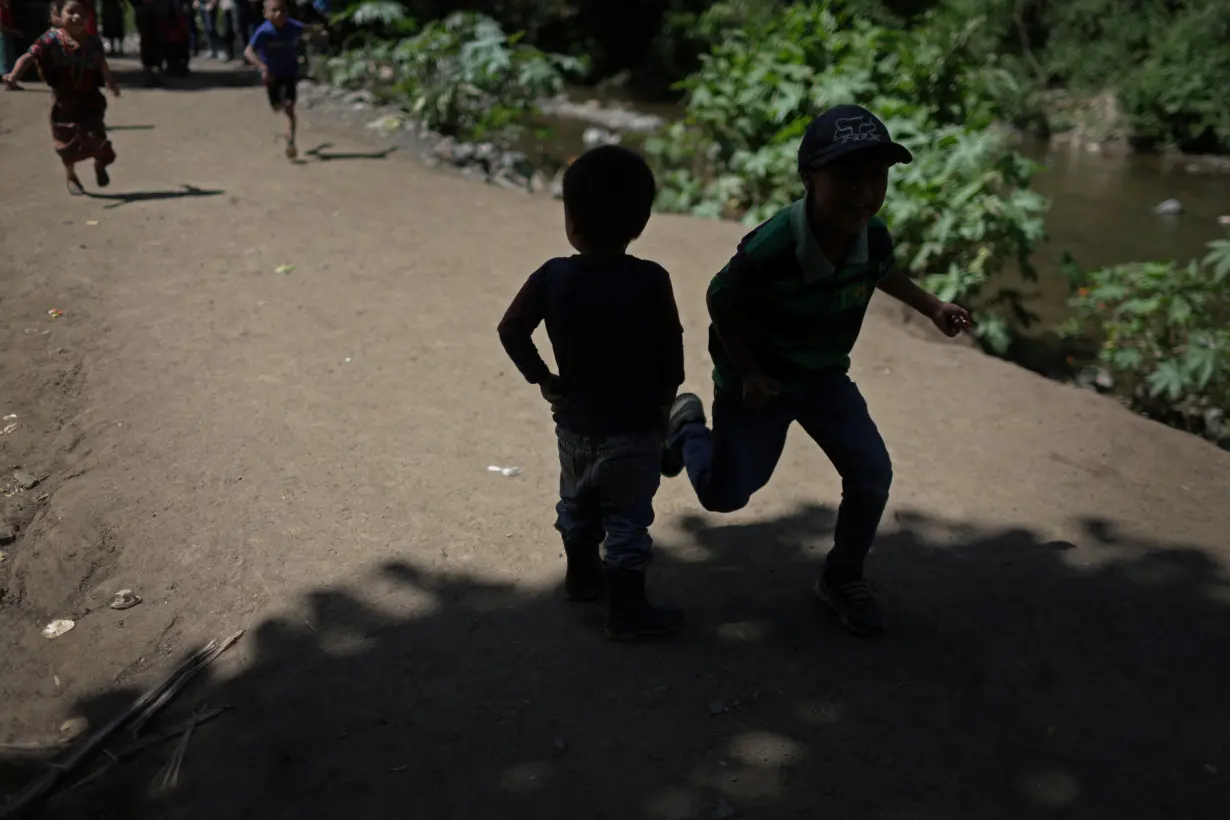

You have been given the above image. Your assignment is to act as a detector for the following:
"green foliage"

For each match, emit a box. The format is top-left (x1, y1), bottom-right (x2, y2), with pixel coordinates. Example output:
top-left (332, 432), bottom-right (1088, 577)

top-left (320, 12), bottom-right (581, 145)
top-left (644, 0), bottom-right (1048, 353)
top-left (1116, 2), bottom-right (1230, 151)
top-left (1062, 239), bottom-right (1230, 437)
top-left (927, 0), bottom-right (1230, 151)
top-left (335, 1), bottom-right (411, 28)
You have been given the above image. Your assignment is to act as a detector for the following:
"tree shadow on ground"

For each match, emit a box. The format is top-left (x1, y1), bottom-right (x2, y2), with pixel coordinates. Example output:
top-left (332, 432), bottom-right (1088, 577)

top-left (85, 185), bottom-right (225, 209)
top-left (3, 504), bottom-right (1228, 819)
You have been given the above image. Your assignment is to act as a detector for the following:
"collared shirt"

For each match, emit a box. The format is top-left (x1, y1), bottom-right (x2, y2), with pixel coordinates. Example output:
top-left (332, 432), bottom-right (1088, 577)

top-left (706, 199), bottom-right (895, 393)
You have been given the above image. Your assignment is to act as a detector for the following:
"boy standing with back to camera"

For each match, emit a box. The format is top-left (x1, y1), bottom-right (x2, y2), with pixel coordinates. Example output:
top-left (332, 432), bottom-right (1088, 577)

top-left (664, 104), bottom-right (974, 640)
top-left (498, 145), bottom-right (686, 642)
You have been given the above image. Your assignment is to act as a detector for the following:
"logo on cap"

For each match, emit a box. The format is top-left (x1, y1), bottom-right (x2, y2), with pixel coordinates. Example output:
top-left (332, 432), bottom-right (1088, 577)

top-left (834, 116), bottom-right (882, 144)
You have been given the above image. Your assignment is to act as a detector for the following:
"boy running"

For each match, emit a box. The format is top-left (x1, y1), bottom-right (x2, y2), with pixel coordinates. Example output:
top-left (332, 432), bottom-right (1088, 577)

top-left (498, 146), bottom-right (686, 641)
top-left (663, 105), bottom-right (973, 640)
top-left (244, 0), bottom-right (305, 158)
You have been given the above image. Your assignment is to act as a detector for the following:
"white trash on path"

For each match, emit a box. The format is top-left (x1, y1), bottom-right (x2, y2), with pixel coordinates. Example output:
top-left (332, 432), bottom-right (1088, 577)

top-left (488, 465), bottom-right (523, 477)
top-left (110, 589), bottom-right (142, 610)
top-left (42, 619), bottom-right (75, 639)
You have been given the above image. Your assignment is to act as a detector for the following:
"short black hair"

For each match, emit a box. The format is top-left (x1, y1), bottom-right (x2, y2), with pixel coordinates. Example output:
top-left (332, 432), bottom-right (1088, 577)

top-left (562, 145), bottom-right (656, 251)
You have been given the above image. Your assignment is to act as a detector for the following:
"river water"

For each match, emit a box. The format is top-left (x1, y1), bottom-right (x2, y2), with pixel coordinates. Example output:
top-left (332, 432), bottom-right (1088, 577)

top-left (537, 96), bottom-right (1230, 340)
top-left (1021, 141), bottom-right (1230, 328)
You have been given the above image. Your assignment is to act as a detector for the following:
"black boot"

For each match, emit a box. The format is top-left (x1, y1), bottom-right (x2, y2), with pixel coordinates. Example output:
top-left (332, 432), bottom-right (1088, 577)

top-left (605, 568), bottom-right (683, 641)
top-left (563, 540), bottom-right (604, 602)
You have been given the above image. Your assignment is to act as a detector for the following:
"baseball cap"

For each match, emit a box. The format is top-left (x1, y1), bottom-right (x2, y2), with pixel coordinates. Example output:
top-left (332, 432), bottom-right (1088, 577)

top-left (797, 104), bottom-right (913, 172)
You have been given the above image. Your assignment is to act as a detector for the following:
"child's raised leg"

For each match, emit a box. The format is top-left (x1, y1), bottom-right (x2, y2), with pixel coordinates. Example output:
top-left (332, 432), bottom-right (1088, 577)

top-left (94, 158), bottom-right (110, 188)
top-left (667, 391), bottom-right (793, 513)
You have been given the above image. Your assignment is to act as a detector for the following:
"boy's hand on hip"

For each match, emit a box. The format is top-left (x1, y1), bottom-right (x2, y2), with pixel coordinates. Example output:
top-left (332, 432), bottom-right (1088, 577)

top-left (930, 302), bottom-right (974, 337)
top-left (539, 374), bottom-right (566, 406)
top-left (742, 373), bottom-right (782, 409)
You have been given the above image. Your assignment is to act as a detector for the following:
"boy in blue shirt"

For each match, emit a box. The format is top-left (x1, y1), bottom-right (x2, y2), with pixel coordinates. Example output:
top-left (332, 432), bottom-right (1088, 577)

top-left (244, 0), bottom-right (306, 159)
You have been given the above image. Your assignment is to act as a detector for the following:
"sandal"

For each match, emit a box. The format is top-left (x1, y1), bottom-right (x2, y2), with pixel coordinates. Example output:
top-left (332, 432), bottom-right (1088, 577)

top-left (95, 166), bottom-right (110, 188)
top-left (67, 177), bottom-right (85, 196)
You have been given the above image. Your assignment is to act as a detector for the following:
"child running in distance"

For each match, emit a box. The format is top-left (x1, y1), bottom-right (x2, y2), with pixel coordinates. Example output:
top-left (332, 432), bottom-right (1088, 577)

top-left (244, 0), bottom-right (313, 159)
top-left (2, 0), bottom-right (120, 195)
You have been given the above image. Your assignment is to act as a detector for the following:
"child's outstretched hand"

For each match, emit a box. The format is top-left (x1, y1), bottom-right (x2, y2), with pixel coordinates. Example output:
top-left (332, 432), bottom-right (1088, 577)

top-left (107, 82), bottom-right (120, 98)
top-left (931, 302), bottom-right (974, 337)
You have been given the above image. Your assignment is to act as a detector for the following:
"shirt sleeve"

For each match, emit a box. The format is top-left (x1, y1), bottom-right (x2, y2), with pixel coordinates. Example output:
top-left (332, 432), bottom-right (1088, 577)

top-left (706, 236), bottom-right (761, 308)
top-left (655, 266), bottom-right (685, 394)
top-left (28, 30), bottom-right (58, 58)
top-left (497, 266), bottom-right (552, 385)
top-left (248, 24), bottom-right (268, 50)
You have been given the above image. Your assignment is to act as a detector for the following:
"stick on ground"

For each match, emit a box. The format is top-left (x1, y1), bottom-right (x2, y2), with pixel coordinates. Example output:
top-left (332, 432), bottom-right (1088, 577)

top-left (67, 706), bottom-right (230, 792)
top-left (0, 631), bottom-right (244, 819)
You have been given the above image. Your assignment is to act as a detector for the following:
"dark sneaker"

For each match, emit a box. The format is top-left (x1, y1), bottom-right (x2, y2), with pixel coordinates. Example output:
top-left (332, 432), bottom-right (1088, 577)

top-left (563, 541), bottom-right (604, 602)
top-left (814, 573), bottom-right (886, 639)
top-left (605, 568), bottom-right (683, 641)
top-left (95, 165), bottom-right (110, 188)
top-left (661, 393), bottom-right (705, 478)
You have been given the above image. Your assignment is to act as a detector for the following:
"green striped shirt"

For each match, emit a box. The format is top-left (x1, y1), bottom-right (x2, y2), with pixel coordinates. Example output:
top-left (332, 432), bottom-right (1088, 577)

top-left (707, 199), bottom-right (895, 394)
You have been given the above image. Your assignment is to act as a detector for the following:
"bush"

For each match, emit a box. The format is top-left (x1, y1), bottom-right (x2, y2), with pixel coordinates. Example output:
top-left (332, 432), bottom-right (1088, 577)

top-left (1061, 239), bottom-right (1230, 441)
top-left (1116, 2), bottom-right (1230, 152)
top-left (320, 9), bottom-right (581, 145)
top-left (643, 1), bottom-right (1048, 353)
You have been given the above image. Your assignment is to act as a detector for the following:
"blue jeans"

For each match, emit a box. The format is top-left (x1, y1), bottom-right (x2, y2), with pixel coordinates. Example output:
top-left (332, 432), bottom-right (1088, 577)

top-left (1, 34), bottom-right (16, 74)
top-left (200, 6), bottom-right (224, 55)
top-left (555, 428), bottom-right (663, 572)
top-left (675, 370), bottom-right (892, 578)
top-left (227, 5), bottom-right (253, 58)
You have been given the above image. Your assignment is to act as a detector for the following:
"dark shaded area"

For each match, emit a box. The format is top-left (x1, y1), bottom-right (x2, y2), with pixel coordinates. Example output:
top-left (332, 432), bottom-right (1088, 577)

top-left (106, 64), bottom-right (263, 93)
top-left (105, 125), bottom-right (155, 132)
top-left (301, 142), bottom-right (398, 162)
top-left (85, 184), bottom-right (225, 209)
top-left (3, 504), bottom-right (1228, 819)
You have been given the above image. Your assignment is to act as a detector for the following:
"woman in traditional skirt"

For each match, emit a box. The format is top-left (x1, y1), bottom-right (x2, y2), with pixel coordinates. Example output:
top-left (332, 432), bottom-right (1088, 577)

top-left (101, 0), bottom-right (126, 55)
top-left (2, 0), bottom-right (120, 195)
top-left (162, 0), bottom-right (190, 75)
top-left (133, 0), bottom-right (165, 82)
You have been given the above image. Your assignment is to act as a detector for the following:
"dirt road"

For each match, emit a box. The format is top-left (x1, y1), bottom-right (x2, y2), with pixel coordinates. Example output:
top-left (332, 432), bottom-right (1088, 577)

top-left (2, 65), bottom-right (1229, 819)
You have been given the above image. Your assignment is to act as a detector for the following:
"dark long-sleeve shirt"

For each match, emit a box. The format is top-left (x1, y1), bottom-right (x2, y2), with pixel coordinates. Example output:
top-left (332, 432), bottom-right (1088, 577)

top-left (498, 254), bottom-right (685, 436)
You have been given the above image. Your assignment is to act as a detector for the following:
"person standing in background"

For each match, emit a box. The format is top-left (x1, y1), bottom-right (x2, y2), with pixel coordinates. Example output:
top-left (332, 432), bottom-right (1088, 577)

top-left (162, 0), bottom-right (190, 74)
top-left (224, 0), bottom-right (252, 63)
top-left (196, 0), bottom-right (222, 59)
top-left (101, 0), bottom-right (125, 56)
top-left (134, 0), bottom-right (166, 83)
top-left (0, 0), bottom-right (21, 77)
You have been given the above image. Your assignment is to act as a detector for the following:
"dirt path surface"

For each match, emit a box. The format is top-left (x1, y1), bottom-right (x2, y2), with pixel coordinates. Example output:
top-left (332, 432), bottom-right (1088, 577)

top-left (2, 66), bottom-right (1229, 819)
